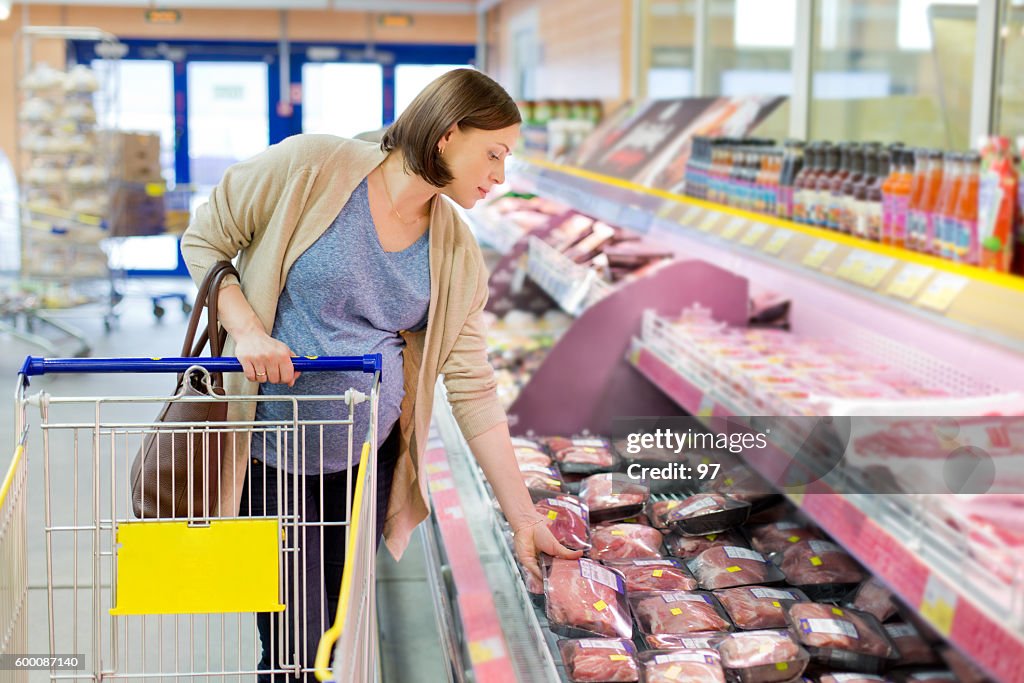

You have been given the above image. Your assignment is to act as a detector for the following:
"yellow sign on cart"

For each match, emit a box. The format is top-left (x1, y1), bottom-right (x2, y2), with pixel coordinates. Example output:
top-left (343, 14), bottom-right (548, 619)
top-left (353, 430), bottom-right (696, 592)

top-left (111, 518), bottom-right (284, 615)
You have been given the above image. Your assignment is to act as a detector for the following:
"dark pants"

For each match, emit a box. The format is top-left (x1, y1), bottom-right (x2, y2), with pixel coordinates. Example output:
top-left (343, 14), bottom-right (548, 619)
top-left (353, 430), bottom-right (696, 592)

top-left (240, 430), bottom-right (399, 682)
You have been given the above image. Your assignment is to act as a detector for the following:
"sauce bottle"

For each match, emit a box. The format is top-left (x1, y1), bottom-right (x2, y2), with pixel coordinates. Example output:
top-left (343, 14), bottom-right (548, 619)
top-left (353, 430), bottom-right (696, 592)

top-left (792, 143), bottom-right (819, 224)
top-left (826, 144), bottom-right (851, 230)
top-left (906, 149), bottom-right (928, 250)
top-left (890, 149), bottom-right (914, 249)
top-left (779, 141), bottom-right (804, 220)
top-left (862, 150), bottom-right (887, 241)
top-left (839, 145), bottom-right (865, 234)
top-left (811, 143), bottom-right (837, 227)
top-left (955, 152), bottom-right (980, 264)
top-left (918, 150), bottom-right (945, 254)
top-left (936, 153), bottom-right (963, 260)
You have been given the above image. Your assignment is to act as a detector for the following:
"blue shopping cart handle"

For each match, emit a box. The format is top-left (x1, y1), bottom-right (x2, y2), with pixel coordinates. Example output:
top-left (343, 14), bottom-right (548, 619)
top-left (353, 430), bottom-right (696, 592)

top-left (19, 354), bottom-right (383, 377)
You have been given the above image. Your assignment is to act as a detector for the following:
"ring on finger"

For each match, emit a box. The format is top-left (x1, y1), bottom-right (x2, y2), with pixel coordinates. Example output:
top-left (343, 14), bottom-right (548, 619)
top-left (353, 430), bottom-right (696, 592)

top-left (255, 369), bottom-right (268, 377)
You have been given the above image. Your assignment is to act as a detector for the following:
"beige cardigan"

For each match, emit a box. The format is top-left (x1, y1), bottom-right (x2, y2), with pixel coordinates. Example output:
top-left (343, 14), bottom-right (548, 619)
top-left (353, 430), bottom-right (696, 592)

top-left (179, 134), bottom-right (506, 560)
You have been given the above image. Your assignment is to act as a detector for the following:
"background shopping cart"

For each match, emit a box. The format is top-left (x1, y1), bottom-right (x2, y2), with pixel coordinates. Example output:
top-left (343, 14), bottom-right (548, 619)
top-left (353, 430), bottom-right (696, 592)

top-left (5, 355), bottom-right (383, 682)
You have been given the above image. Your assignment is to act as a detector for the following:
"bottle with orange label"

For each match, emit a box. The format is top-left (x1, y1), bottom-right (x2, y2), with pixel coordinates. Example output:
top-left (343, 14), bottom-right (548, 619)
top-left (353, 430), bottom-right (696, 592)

top-left (955, 152), bottom-right (980, 264)
top-left (906, 149), bottom-right (928, 250)
top-left (934, 153), bottom-right (963, 260)
top-left (978, 137), bottom-right (1018, 272)
top-left (917, 150), bottom-right (945, 254)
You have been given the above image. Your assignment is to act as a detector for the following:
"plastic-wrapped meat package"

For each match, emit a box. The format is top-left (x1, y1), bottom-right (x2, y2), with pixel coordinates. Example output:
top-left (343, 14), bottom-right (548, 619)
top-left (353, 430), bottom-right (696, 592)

top-left (554, 437), bottom-right (619, 473)
top-left (582, 473), bottom-right (650, 523)
top-left (705, 466), bottom-right (777, 505)
top-left (884, 623), bottom-right (937, 665)
top-left (638, 649), bottom-right (725, 683)
top-left (847, 578), bottom-right (898, 623)
top-left (589, 523), bottom-right (664, 560)
top-left (667, 493), bottom-right (751, 536)
top-left (514, 445), bottom-right (553, 468)
top-left (818, 675), bottom-right (894, 683)
top-left (665, 530), bottom-right (748, 560)
top-left (521, 464), bottom-right (565, 498)
top-left (901, 673), bottom-right (959, 683)
top-left (604, 558), bottom-right (697, 593)
top-left (596, 513), bottom-right (652, 528)
top-left (786, 603), bottom-right (897, 670)
top-left (545, 558), bottom-right (632, 638)
top-left (688, 546), bottom-right (784, 590)
top-left (748, 521), bottom-right (825, 555)
top-left (631, 591), bottom-right (732, 635)
top-left (535, 496), bottom-right (591, 551)
top-left (650, 500), bottom-right (685, 530)
top-left (643, 632), bottom-right (728, 650)
top-left (717, 630), bottom-right (809, 683)
top-left (715, 586), bottom-right (810, 630)
top-left (558, 638), bottom-right (639, 683)
top-left (779, 540), bottom-right (866, 592)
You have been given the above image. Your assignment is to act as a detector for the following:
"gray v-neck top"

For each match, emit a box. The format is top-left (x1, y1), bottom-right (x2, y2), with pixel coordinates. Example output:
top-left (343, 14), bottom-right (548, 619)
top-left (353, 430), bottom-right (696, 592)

top-left (253, 176), bottom-right (430, 473)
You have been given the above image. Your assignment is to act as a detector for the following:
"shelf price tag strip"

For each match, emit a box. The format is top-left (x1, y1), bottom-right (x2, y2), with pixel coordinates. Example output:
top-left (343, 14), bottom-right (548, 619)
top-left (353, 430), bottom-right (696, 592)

top-left (740, 223), bottom-right (769, 247)
top-left (762, 229), bottom-right (794, 255)
top-left (886, 263), bottom-right (934, 300)
top-left (720, 217), bottom-right (747, 241)
top-left (802, 241), bottom-right (838, 269)
top-left (916, 272), bottom-right (970, 312)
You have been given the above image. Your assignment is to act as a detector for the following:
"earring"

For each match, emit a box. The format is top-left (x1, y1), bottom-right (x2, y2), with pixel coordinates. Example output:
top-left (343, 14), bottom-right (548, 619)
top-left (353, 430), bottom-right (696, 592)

top-left (439, 146), bottom-right (445, 155)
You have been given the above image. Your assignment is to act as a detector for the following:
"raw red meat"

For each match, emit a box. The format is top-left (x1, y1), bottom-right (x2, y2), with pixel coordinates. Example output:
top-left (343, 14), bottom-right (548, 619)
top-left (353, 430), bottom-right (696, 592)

top-left (555, 439), bottom-right (616, 468)
top-left (716, 586), bottom-right (809, 629)
top-left (850, 578), bottom-right (897, 622)
top-left (546, 558), bottom-right (631, 638)
top-left (640, 650), bottom-right (725, 683)
top-left (643, 632), bottom-right (728, 650)
top-left (707, 466), bottom-right (774, 503)
top-left (583, 474), bottom-right (647, 512)
top-left (595, 514), bottom-right (652, 528)
top-left (514, 446), bottom-right (552, 468)
top-left (818, 675), bottom-right (893, 683)
top-left (884, 623), bottom-right (937, 665)
top-left (535, 496), bottom-right (590, 551)
top-left (689, 546), bottom-right (781, 589)
top-left (667, 493), bottom-right (749, 535)
top-left (606, 559), bottom-right (697, 593)
top-left (651, 499), bottom-right (685, 529)
top-left (718, 631), bottom-right (807, 680)
top-left (559, 638), bottom-right (639, 683)
top-left (749, 521), bottom-right (824, 555)
top-left (788, 603), bottom-right (895, 658)
top-left (664, 530), bottom-right (747, 560)
top-left (521, 465), bottom-right (563, 494)
top-left (632, 592), bottom-right (731, 634)
top-left (544, 436), bottom-right (574, 453)
top-left (589, 523), bottom-right (663, 560)
top-left (668, 493), bottom-right (730, 520)
top-left (780, 540), bottom-right (866, 586)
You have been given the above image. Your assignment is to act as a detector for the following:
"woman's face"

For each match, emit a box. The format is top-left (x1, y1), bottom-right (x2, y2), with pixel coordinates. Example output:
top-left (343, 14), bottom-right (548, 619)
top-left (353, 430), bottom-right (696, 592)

top-left (439, 123), bottom-right (520, 209)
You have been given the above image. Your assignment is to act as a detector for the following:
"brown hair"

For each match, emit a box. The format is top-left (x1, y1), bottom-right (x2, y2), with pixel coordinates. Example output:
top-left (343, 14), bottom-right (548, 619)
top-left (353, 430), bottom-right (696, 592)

top-left (381, 68), bottom-right (521, 187)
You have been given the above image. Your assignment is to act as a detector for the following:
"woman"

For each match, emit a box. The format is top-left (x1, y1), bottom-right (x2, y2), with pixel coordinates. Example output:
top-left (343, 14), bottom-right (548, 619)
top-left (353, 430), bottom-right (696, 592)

top-left (180, 69), bottom-right (580, 680)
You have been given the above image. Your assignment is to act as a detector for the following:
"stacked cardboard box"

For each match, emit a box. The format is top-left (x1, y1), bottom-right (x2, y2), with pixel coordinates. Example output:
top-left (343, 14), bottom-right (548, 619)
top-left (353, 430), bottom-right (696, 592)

top-left (105, 131), bottom-right (166, 236)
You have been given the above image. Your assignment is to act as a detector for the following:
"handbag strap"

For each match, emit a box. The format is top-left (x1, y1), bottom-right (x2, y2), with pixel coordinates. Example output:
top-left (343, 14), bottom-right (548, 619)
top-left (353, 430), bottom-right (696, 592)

top-left (179, 261), bottom-right (240, 388)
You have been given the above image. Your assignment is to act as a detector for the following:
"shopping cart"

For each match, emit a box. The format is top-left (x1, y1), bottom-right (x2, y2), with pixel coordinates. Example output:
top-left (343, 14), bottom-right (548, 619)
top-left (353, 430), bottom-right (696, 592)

top-left (12, 354), bottom-right (383, 682)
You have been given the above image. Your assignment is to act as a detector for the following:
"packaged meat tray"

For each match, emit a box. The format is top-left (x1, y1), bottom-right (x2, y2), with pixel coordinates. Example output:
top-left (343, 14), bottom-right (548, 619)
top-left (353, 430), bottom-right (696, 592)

top-left (716, 586), bottom-right (810, 630)
top-left (604, 558), bottom-right (698, 593)
top-left (545, 558), bottom-right (632, 639)
top-left (667, 493), bottom-right (751, 536)
top-left (883, 623), bottom-right (937, 666)
top-left (638, 649), bottom-right (725, 683)
top-left (514, 444), bottom-right (553, 468)
top-left (517, 553), bottom-right (550, 607)
top-left (595, 513), bottom-right (652, 528)
top-left (558, 638), bottom-right (640, 683)
top-left (554, 437), bottom-right (621, 474)
top-left (535, 495), bottom-right (591, 551)
top-left (590, 523), bottom-right (665, 560)
top-left (630, 591), bottom-right (733, 636)
top-left (818, 675), bottom-right (894, 683)
top-left (845, 578), bottom-right (898, 623)
top-left (785, 603), bottom-right (898, 673)
top-left (717, 630), bottom-right (810, 683)
top-left (688, 546), bottom-right (785, 590)
top-left (703, 466), bottom-right (781, 509)
top-left (894, 673), bottom-right (958, 683)
top-left (521, 464), bottom-right (566, 499)
top-left (778, 540), bottom-right (866, 600)
top-left (665, 530), bottom-right (749, 560)
top-left (650, 499), bottom-right (686, 530)
top-left (644, 632), bottom-right (730, 650)
top-left (748, 521), bottom-right (825, 555)
top-left (939, 646), bottom-right (990, 683)
top-left (582, 473), bottom-right (651, 523)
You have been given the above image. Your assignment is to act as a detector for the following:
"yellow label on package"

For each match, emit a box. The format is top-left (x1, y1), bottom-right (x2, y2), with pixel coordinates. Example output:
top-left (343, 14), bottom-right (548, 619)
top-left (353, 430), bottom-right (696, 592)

top-left (832, 607), bottom-right (844, 616)
top-left (666, 665), bottom-right (682, 678)
top-left (787, 535), bottom-right (801, 543)
top-left (726, 566), bottom-right (743, 573)
top-left (670, 607), bottom-right (683, 616)
top-left (611, 530), bottom-right (625, 536)
top-left (776, 662), bottom-right (790, 671)
top-left (652, 569), bottom-right (664, 578)
top-left (609, 655), bottom-right (628, 662)
top-left (772, 601), bottom-right (782, 608)
top-left (810, 556), bottom-right (823, 566)
top-left (547, 510), bottom-right (558, 520)
top-left (593, 600), bottom-right (608, 612)
top-left (545, 478), bottom-right (561, 487)
top-left (706, 534), bottom-right (718, 541)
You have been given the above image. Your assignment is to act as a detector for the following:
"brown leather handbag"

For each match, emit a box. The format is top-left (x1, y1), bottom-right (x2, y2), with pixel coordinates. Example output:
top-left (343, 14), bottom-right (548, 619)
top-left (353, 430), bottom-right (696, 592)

top-left (129, 261), bottom-right (239, 519)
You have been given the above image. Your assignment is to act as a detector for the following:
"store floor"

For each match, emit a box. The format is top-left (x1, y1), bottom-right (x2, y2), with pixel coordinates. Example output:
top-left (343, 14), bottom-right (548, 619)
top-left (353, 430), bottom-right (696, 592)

top-left (2, 278), bottom-right (446, 682)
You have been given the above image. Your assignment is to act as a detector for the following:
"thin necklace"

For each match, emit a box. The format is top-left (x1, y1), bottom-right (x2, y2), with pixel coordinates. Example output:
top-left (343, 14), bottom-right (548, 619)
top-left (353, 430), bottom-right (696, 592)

top-left (380, 165), bottom-right (428, 225)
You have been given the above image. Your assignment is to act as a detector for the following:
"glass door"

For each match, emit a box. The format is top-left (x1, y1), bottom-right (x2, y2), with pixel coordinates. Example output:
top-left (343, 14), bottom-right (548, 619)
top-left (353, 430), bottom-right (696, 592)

top-left (302, 62), bottom-right (383, 139)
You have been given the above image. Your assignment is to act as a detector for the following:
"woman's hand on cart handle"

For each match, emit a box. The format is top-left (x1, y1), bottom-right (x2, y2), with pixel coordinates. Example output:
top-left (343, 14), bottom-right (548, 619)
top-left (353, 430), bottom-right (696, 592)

top-left (512, 513), bottom-right (583, 581)
top-left (233, 331), bottom-right (301, 386)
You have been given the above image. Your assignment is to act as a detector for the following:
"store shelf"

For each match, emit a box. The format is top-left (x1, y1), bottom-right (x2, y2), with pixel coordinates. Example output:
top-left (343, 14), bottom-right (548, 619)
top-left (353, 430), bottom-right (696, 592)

top-left (429, 383), bottom-right (563, 683)
top-left (510, 157), bottom-right (1024, 354)
top-left (526, 236), bottom-right (611, 316)
top-left (628, 330), bottom-right (1024, 683)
